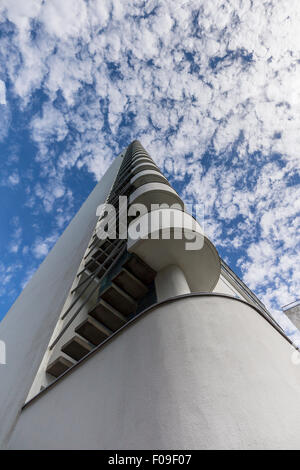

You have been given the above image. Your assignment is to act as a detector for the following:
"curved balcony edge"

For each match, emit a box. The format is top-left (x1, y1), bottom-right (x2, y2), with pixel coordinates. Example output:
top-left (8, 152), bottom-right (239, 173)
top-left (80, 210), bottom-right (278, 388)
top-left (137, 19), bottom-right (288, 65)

top-left (127, 208), bottom-right (220, 292)
top-left (130, 169), bottom-right (169, 189)
top-left (131, 156), bottom-right (153, 165)
top-left (131, 161), bottom-right (158, 176)
top-left (129, 182), bottom-right (183, 210)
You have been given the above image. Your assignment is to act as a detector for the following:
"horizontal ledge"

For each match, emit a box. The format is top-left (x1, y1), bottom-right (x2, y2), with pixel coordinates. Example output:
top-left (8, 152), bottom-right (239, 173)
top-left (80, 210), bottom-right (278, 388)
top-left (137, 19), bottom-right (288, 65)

top-left (129, 183), bottom-right (183, 210)
top-left (127, 208), bottom-right (203, 242)
top-left (22, 292), bottom-right (292, 410)
top-left (130, 170), bottom-right (168, 189)
top-left (131, 155), bottom-right (153, 164)
top-left (131, 162), bottom-right (158, 176)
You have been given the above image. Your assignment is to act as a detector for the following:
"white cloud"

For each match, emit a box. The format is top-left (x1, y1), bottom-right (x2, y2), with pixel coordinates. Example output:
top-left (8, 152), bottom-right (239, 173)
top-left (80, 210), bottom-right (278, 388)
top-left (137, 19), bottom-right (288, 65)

top-left (34, 181), bottom-right (71, 213)
top-left (8, 172), bottom-right (19, 186)
top-left (40, 0), bottom-right (88, 39)
top-left (9, 227), bottom-right (22, 254)
top-left (32, 233), bottom-right (58, 259)
top-left (0, 261), bottom-right (22, 301)
top-left (1, 171), bottom-right (20, 187)
top-left (31, 102), bottom-right (68, 146)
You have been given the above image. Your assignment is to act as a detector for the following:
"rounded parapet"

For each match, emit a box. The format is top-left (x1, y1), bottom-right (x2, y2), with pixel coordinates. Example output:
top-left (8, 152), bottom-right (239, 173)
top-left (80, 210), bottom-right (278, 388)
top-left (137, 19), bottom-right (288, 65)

top-left (130, 169), bottom-right (169, 189)
top-left (131, 150), bottom-right (150, 159)
top-left (129, 182), bottom-right (184, 212)
top-left (127, 208), bottom-right (220, 292)
top-left (131, 158), bottom-right (155, 169)
top-left (131, 161), bottom-right (158, 176)
top-left (131, 155), bottom-right (154, 165)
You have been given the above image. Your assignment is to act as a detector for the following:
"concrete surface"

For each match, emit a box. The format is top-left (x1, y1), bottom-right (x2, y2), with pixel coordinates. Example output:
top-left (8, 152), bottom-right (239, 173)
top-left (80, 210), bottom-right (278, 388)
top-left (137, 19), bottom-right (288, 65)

top-left (7, 294), bottom-right (300, 450)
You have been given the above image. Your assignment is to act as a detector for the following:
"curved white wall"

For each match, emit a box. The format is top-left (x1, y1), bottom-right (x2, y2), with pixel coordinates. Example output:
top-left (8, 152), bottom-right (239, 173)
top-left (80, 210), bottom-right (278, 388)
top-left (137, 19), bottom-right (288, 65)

top-left (7, 295), bottom-right (300, 450)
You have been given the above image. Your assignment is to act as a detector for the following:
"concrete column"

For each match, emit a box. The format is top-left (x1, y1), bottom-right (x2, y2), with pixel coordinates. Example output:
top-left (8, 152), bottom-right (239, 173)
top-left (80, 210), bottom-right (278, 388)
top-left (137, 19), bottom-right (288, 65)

top-left (155, 264), bottom-right (190, 302)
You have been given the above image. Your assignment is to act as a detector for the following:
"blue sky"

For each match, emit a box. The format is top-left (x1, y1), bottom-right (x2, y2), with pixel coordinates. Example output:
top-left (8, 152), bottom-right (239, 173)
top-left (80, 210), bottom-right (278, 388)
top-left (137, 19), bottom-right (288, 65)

top-left (0, 0), bottom-right (299, 340)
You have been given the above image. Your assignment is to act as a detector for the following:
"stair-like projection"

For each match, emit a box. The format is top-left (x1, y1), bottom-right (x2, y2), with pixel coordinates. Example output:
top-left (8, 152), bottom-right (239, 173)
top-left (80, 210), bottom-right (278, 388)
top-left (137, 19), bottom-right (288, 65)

top-left (46, 252), bottom-right (156, 378)
top-left (45, 141), bottom-right (163, 381)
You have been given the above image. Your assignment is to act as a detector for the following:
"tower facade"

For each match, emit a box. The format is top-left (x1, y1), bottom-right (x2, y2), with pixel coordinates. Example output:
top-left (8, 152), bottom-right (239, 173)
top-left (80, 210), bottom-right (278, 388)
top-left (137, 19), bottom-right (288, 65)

top-left (283, 300), bottom-right (300, 332)
top-left (1, 141), bottom-right (300, 449)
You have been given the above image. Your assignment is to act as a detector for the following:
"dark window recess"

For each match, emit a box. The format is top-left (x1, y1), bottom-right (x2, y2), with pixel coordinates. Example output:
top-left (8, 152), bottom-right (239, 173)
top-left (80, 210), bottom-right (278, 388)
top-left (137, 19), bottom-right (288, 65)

top-left (135, 282), bottom-right (157, 316)
top-left (97, 252), bottom-right (157, 321)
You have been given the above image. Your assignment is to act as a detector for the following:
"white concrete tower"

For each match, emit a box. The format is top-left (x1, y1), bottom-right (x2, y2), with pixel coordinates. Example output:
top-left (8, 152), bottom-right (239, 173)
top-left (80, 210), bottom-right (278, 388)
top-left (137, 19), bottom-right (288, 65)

top-left (1, 141), bottom-right (300, 450)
